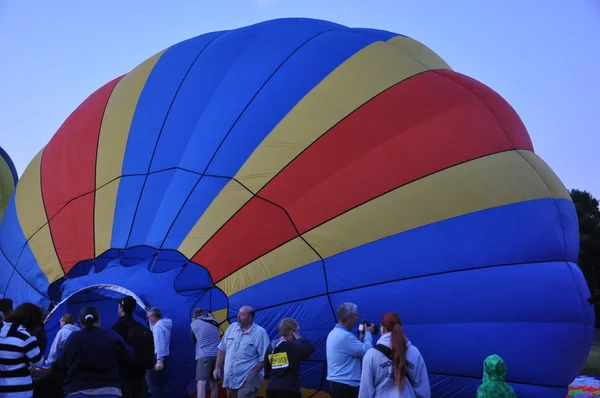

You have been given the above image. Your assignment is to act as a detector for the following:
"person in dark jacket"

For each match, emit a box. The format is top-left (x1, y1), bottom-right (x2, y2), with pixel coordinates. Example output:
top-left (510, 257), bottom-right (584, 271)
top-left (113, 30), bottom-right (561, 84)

top-left (112, 295), bottom-right (147, 398)
top-left (61, 306), bottom-right (135, 397)
top-left (264, 318), bottom-right (315, 398)
top-left (33, 358), bottom-right (67, 398)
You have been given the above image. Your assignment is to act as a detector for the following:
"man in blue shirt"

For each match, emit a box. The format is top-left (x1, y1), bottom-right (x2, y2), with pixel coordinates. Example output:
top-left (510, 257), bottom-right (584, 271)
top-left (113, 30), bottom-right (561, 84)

top-left (213, 306), bottom-right (269, 397)
top-left (326, 302), bottom-right (374, 398)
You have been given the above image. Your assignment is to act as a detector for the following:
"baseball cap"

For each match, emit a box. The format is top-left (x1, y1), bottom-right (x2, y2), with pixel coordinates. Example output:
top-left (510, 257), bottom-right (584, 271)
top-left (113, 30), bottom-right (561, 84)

top-left (117, 295), bottom-right (136, 314)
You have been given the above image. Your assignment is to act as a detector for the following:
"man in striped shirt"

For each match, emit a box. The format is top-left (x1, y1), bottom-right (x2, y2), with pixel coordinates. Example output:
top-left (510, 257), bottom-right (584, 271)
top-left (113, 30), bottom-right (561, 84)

top-left (191, 308), bottom-right (220, 398)
top-left (0, 319), bottom-right (44, 397)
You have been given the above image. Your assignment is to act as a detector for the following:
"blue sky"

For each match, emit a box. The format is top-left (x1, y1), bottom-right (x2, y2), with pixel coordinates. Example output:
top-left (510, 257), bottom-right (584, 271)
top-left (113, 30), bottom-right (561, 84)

top-left (1, 0), bottom-right (598, 198)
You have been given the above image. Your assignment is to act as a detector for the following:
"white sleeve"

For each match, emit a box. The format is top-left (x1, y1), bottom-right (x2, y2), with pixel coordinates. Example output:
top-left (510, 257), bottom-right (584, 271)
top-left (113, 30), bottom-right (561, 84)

top-left (45, 329), bottom-right (63, 365)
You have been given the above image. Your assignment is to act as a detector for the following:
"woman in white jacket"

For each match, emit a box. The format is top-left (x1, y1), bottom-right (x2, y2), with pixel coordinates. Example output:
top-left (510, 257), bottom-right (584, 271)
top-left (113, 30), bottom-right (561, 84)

top-left (358, 312), bottom-right (430, 398)
top-left (46, 313), bottom-right (79, 365)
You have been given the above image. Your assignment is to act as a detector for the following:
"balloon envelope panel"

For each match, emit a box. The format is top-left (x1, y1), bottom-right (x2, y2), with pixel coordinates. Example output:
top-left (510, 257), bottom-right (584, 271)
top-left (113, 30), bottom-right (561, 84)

top-left (0, 18), bottom-right (593, 397)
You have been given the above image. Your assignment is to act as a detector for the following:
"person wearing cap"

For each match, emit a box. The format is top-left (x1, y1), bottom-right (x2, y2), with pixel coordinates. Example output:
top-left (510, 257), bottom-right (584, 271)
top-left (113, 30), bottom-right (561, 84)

top-left (191, 308), bottom-right (220, 398)
top-left (112, 295), bottom-right (146, 398)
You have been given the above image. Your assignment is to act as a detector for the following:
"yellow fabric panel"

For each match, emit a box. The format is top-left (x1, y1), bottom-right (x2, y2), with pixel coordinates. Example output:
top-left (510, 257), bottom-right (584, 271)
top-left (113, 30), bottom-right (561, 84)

top-left (214, 150), bottom-right (566, 290)
top-left (304, 150), bottom-right (567, 259)
top-left (15, 148), bottom-right (64, 282)
top-left (236, 38), bottom-right (445, 194)
top-left (211, 308), bottom-right (231, 335)
top-left (179, 37), bottom-right (449, 260)
top-left (386, 35), bottom-right (452, 70)
top-left (517, 150), bottom-right (571, 200)
top-left (0, 159), bottom-right (15, 224)
top-left (178, 179), bottom-right (253, 259)
top-left (94, 51), bottom-right (165, 257)
top-left (217, 237), bottom-right (320, 296)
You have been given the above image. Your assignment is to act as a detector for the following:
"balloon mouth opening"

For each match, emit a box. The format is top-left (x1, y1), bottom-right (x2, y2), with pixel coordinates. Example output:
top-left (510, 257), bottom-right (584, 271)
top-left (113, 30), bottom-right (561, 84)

top-left (44, 284), bottom-right (149, 325)
top-left (46, 245), bottom-right (230, 330)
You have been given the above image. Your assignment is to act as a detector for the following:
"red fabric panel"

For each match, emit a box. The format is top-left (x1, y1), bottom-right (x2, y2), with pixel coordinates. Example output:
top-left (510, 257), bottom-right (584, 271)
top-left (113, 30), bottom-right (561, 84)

top-left (42, 76), bottom-right (123, 273)
top-left (195, 70), bottom-right (533, 281)
top-left (434, 69), bottom-right (533, 151)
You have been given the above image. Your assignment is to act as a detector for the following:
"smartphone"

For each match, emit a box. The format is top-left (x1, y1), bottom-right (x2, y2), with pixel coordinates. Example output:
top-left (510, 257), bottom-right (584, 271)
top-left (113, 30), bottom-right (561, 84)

top-left (358, 323), bottom-right (364, 332)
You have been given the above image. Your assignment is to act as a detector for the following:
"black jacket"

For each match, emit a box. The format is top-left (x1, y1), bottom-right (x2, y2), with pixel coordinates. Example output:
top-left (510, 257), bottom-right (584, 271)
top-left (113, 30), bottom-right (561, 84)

top-left (112, 314), bottom-right (145, 378)
top-left (264, 338), bottom-right (315, 392)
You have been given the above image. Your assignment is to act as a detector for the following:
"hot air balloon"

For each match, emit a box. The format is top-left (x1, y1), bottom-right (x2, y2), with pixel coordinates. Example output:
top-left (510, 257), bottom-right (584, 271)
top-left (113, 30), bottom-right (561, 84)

top-left (0, 18), bottom-right (593, 397)
top-left (0, 146), bottom-right (18, 224)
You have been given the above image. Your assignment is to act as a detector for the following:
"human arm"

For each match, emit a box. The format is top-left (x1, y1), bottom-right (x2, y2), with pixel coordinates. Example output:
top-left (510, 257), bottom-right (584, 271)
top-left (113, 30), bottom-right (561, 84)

top-left (59, 332), bottom-right (77, 369)
top-left (250, 329), bottom-right (270, 375)
top-left (358, 350), bottom-right (375, 398)
top-left (342, 330), bottom-right (374, 358)
top-left (293, 332), bottom-right (315, 360)
top-left (24, 334), bottom-right (44, 367)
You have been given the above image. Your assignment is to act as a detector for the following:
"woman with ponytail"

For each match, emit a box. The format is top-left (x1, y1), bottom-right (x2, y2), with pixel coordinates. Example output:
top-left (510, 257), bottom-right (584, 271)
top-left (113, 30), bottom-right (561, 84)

top-left (358, 312), bottom-right (430, 398)
top-left (60, 306), bottom-right (135, 397)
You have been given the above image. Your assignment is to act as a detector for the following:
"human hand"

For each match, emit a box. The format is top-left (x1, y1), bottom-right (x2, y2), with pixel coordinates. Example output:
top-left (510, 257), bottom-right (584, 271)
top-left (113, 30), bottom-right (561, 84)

top-left (293, 331), bottom-right (301, 340)
top-left (213, 368), bottom-right (222, 380)
top-left (366, 324), bottom-right (376, 334)
top-left (154, 360), bottom-right (164, 371)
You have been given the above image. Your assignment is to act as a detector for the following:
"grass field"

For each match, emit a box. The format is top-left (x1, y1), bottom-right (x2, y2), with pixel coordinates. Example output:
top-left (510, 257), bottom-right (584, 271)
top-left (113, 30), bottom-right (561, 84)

top-left (581, 330), bottom-right (600, 376)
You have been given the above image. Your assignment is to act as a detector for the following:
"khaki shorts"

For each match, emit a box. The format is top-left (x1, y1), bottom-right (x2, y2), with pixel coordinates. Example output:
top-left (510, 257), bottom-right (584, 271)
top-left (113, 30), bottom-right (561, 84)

top-left (196, 356), bottom-right (217, 381)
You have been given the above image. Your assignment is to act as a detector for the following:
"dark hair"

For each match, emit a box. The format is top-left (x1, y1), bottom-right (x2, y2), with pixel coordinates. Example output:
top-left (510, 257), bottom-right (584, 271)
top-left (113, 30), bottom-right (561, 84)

top-left (0, 298), bottom-right (13, 315)
top-left (79, 307), bottom-right (100, 330)
top-left (381, 312), bottom-right (408, 390)
top-left (6, 302), bottom-right (43, 330)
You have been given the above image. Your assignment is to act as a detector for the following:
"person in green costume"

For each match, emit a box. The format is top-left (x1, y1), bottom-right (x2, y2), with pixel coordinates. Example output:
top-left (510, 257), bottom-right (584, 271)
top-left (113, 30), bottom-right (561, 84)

top-left (476, 354), bottom-right (516, 397)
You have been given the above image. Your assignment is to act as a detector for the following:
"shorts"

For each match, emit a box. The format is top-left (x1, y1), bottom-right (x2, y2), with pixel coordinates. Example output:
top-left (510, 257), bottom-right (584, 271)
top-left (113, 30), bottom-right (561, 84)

top-left (196, 356), bottom-right (217, 381)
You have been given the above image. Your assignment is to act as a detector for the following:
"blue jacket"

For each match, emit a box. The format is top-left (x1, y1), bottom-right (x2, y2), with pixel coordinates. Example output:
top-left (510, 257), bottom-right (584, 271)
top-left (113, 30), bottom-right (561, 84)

top-left (61, 326), bottom-right (135, 395)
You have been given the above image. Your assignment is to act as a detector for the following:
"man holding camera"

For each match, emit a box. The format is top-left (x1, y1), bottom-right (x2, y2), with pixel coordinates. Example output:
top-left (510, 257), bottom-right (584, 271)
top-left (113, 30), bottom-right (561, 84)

top-left (326, 302), bottom-right (375, 398)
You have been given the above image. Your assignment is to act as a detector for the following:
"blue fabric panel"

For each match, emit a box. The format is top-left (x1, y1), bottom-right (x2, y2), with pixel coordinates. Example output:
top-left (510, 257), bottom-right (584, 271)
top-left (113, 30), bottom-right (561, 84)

top-left (0, 249), bottom-right (15, 296)
top-left (120, 32), bottom-right (225, 176)
top-left (150, 250), bottom-right (189, 273)
top-left (556, 199), bottom-right (580, 261)
top-left (162, 176), bottom-right (229, 250)
top-left (251, 296), bottom-right (334, 362)
top-left (128, 170), bottom-right (199, 247)
top-left (298, 361), bottom-right (325, 391)
top-left (428, 374), bottom-right (567, 398)
top-left (111, 175), bottom-right (145, 248)
top-left (114, 32), bottom-right (225, 249)
top-left (173, 263), bottom-right (213, 293)
top-left (0, 198), bottom-right (28, 262)
top-left (325, 198), bottom-right (577, 292)
top-left (4, 271), bottom-right (49, 309)
top-left (329, 261), bottom-right (592, 388)
top-left (0, 199), bottom-right (50, 297)
top-left (228, 259), bottom-right (326, 312)
top-left (204, 28), bottom-right (381, 177)
top-left (147, 25), bottom-right (263, 174)
top-left (179, 19), bottom-right (343, 174)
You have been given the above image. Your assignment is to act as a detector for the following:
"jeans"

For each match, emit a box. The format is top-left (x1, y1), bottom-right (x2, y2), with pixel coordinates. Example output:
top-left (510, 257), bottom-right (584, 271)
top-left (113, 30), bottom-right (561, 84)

top-left (147, 356), bottom-right (169, 398)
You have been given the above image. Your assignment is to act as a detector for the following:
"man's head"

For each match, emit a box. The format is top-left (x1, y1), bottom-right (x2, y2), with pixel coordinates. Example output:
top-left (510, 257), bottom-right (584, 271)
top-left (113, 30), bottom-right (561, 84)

top-left (147, 307), bottom-right (162, 325)
top-left (237, 306), bottom-right (255, 328)
top-left (117, 296), bottom-right (136, 317)
top-left (337, 302), bottom-right (359, 330)
top-left (193, 308), bottom-right (207, 319)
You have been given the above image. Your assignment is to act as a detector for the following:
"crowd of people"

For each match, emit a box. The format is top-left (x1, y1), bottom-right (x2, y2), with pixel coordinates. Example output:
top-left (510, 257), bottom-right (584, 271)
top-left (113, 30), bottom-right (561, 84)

top-left (0, 297), bottom-right (516, 398)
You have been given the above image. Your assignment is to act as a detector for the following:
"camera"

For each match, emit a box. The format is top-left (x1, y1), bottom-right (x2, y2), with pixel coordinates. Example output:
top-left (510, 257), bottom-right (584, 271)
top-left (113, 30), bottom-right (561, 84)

top-left (358, 319), bottom-right (379, 335)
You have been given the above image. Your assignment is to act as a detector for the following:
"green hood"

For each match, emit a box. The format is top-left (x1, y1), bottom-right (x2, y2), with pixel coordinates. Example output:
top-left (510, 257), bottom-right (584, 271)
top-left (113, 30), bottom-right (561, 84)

top-left (476, 355), bottom-right (516, 398)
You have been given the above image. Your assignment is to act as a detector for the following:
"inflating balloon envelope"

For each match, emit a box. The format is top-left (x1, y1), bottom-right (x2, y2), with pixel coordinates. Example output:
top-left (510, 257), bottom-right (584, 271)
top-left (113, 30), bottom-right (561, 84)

top-left (0, 18), bottom-right (593, 397)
